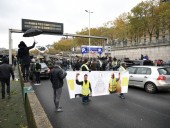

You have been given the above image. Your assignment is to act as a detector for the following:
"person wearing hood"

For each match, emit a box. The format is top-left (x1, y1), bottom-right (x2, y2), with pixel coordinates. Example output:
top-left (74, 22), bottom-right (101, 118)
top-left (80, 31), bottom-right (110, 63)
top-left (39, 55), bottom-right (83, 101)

top-left (17, 41), bottom-right (36, 82)
top-left (50, 61), bottom-right (67, 112)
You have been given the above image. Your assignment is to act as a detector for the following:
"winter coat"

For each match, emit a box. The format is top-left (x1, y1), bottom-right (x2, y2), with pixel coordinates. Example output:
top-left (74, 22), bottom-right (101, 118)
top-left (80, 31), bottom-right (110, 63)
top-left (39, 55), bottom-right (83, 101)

top-left (0, 63), bottom-right (14, 80)
top-left (50, 66), bottom-right (67, 89)
top-left (17, 43), bottom-right (35, 65)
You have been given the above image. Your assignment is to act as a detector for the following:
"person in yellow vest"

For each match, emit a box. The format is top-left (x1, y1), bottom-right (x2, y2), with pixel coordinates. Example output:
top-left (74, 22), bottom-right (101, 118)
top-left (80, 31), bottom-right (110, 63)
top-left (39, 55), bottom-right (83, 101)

top-left (109, 73), bottom-right (119, 93)
top-left (76, 73), bottom-right (92, 104)
top-left (80, 58), bottom-right (90, 71)
top-left (118, 62), bottom-right (126, 99)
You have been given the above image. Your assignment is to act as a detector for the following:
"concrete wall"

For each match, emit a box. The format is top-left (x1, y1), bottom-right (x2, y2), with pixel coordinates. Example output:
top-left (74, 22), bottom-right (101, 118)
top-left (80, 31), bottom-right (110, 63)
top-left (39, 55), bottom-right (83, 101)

top-left (110, 43), bottom-right (170, 61)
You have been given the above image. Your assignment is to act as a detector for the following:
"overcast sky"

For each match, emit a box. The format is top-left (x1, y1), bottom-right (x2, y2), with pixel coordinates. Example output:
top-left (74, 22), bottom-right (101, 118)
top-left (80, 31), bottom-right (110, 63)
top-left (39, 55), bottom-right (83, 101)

top-left (0, 0), bottom-right (146, 49)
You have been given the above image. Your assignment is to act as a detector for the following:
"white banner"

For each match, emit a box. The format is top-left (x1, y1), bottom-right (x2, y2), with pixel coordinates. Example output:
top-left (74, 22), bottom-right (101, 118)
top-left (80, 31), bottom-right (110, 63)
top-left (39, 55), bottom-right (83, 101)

top-left (66, 71), bottom-right (129, 99)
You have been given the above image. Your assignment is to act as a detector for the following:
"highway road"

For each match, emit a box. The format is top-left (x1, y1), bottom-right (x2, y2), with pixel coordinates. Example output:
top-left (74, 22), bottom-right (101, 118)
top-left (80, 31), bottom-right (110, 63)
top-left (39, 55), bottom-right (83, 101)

top-left (33, 79), bottom-right (170, 128)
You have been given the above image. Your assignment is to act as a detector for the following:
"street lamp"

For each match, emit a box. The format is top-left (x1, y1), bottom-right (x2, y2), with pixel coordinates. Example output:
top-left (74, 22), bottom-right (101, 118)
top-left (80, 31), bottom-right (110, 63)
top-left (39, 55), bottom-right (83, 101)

top-left (85, 10), bottom-right (93, 59)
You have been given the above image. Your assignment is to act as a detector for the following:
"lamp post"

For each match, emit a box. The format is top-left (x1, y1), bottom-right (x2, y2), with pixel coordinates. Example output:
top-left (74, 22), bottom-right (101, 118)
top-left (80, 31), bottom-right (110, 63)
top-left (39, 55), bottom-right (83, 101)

top-left (85, 10), bottom-right (93, 59)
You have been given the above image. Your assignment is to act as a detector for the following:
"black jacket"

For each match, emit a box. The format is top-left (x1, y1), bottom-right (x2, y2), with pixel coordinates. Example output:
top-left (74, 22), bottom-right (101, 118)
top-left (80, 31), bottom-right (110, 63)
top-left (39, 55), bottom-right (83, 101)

top-left (17, 43), bottom-right (35, 65)
top-left (0, 63), bottom-right (14, 80)
top-left (50, 66), bottom-right (67, 89)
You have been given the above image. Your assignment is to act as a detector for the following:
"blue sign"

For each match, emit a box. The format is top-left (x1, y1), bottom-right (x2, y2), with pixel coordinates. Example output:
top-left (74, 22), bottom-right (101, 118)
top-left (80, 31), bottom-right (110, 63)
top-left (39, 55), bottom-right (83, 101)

top-left (97, 48), bottom-right (102, 54)
top-left (81, 46), bottom-right (102, 54)
top-left (81, 47), bottom-right (87, 54)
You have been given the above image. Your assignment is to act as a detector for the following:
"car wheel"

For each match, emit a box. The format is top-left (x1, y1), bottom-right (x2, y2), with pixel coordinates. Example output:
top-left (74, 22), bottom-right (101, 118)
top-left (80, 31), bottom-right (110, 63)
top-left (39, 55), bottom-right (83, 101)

top-left (144, 82), bottom-right (157, 94)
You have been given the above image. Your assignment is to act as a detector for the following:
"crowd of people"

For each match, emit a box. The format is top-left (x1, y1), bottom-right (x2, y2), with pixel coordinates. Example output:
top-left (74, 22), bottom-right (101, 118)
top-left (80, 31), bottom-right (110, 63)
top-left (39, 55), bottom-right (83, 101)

top-left (0, 40), bottom-right (154, 112)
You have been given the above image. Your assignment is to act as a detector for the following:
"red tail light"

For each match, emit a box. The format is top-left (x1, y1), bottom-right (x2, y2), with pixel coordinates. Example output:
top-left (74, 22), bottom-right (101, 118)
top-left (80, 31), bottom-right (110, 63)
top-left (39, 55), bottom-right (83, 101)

top-left (157, 75), bottom-right (166, 80)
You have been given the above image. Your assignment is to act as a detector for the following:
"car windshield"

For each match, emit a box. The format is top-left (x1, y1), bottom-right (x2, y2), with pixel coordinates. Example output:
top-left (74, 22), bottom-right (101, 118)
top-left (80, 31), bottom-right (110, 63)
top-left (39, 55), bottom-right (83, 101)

top-left (158, 68), bottom-right (170, 75)
top-left (40, 63), bottom-right (47, 68)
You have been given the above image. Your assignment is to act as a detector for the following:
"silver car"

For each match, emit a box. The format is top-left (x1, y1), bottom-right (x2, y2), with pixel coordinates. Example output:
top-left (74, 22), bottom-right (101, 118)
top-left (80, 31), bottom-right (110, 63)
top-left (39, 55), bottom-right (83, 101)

top-left (127, 66), bottom-right (170, 93)
top-left (40, 63), bottom-right (50, 79)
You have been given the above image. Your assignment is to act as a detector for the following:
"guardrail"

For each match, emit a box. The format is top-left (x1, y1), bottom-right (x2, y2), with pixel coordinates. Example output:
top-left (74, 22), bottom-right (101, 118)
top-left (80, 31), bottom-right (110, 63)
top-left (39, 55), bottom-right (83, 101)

top-left (18, 65), bottom-right (52, 128)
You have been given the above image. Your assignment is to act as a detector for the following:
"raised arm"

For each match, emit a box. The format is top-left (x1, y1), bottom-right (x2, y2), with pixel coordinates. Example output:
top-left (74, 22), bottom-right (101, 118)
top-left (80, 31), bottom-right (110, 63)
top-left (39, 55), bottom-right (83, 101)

top-left (27, 42), bottom-right (36, 50)
top-left (75, 73), bottom-right (83, 85)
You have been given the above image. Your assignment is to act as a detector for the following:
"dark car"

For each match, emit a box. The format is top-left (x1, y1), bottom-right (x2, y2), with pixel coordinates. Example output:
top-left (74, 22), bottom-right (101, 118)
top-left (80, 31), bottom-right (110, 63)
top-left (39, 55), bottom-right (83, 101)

top-left (124, 59), bottom-right (154, 67)
top-left (40, 63), bottom-right (50, 79)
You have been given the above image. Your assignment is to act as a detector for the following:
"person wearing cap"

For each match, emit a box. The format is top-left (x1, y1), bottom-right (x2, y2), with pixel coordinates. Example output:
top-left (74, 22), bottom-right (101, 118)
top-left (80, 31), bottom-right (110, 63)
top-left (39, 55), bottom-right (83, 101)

top-left (17, 41), bottom-right (36, 82)
top-left (80, 58), bottom-right (90, 71)
top-left (118, 62), bottom-right (126, 99)
top-left (76, 73), bottom-right (92, 104)
top-left (0, 57), bottom-right (15, 99)
top-left (50, 61), bottom-right (67, 112)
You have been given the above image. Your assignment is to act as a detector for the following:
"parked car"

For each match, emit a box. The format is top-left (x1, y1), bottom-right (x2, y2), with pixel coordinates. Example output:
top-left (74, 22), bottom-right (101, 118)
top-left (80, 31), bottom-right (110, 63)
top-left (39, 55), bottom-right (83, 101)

top-left (163, 60), bottom-right (170, 66)
top-left (132, 60), bottom-right (154, 66)
top-left (124, 59), bottom-right (154, 68)
top-left (40, 63), bottom-right (50, 79)
top-left (127, 66), bottom-right (170, 93)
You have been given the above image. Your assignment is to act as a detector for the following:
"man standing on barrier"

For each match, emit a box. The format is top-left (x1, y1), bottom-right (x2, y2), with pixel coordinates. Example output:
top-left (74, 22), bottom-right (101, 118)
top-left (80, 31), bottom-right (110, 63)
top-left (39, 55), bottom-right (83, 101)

top-left (17, 41), bottom-right (36, 82)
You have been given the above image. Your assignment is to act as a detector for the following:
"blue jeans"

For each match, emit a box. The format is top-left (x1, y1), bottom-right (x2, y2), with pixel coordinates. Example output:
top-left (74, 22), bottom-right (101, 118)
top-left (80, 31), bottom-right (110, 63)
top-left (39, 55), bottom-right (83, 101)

top-left (82, 95), bottom-right (89, 103)
top-left (53, 88), bottom-right (62, 109)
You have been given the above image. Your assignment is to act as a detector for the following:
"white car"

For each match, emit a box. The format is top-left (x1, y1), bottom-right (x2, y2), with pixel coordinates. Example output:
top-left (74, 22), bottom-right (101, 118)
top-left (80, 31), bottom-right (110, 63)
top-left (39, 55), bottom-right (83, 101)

top-left (127, 66), bottom-right (170, 93)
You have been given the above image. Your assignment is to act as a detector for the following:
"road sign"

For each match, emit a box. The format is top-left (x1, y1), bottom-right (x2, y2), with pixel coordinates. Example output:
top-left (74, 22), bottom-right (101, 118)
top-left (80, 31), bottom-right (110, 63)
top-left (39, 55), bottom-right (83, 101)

top-left (97, 48), bottom-right (102, 54)
top-left (81, 46), bottom-right (102, 54)
top-left (81, 47), bottom-right (87, 54)
top-left (22, 19), bottom-right (63, 35)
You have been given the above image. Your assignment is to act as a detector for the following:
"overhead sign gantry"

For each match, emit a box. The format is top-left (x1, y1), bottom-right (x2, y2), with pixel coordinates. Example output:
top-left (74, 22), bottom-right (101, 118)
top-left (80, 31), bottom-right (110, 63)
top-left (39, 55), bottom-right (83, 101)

top-left (8, 19), bottom-right (108, 64)
top-left (22, 19), bottom-right (63, 35)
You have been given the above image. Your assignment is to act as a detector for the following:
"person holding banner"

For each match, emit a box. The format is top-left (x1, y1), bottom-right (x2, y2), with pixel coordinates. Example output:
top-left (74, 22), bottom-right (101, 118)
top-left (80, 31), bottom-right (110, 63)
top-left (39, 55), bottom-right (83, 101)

top-left (109, 73), bottom-right (119, 93)
top-left (118, 62), bottom-right (126, 99)
top-left (76, 73), bottom-right (92, 104)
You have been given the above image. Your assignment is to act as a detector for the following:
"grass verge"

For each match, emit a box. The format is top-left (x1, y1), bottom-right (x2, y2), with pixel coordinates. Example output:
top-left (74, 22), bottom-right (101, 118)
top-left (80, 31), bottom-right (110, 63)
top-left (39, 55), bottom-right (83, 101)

top-left (0, 80), bottom-right (28, 128)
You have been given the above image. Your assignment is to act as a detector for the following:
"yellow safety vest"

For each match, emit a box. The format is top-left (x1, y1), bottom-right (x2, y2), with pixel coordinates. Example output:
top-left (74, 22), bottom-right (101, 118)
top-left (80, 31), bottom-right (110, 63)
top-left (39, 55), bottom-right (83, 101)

top-left (119, 66), bottom-right (126, 72)
top-left (80, 64), bottom-right (89, 71)
top-left (109, 78), bottom-right (117, 92)
top-left (82, 81), bottom-right (90, 96)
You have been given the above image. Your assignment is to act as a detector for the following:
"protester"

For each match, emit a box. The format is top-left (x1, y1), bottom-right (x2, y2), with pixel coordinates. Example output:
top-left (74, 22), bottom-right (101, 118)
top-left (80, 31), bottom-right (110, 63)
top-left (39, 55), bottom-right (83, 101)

top-left (112, 57), bottom-right (118, 71)
top-left (0, 58), bottom-right (15, 99)
top-left (17, 41), bottom-right (36, 82)
top-left (80, 58), bottom-right (90, 71)
top-left (34, 59), bottom-right (41, 85)
top-left (76, 73), bottom-right (92, 104)
top-left (118, 62), bottom-right (126, 99)
top-left (29, 58), bottom-right (36, 83)
top-left (50, 61), bottom-right (67, 112)
top-left (109, 73), bottom-right (119, 93)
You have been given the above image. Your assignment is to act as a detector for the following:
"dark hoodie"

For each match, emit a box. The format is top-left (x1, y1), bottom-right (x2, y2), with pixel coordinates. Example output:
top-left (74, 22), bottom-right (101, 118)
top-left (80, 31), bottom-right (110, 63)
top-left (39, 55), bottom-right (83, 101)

top-left (0, 58), bottom-right (14, 80)
top-left (50, 65), bottom-right (67, 89)
top-left (17, 41), bottom-right (35, 65)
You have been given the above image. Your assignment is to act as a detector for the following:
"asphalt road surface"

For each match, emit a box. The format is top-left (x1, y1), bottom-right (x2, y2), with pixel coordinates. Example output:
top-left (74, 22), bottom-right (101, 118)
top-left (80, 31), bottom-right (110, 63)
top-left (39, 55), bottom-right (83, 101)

top-left (33, 79), bottom-right (170, 128)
